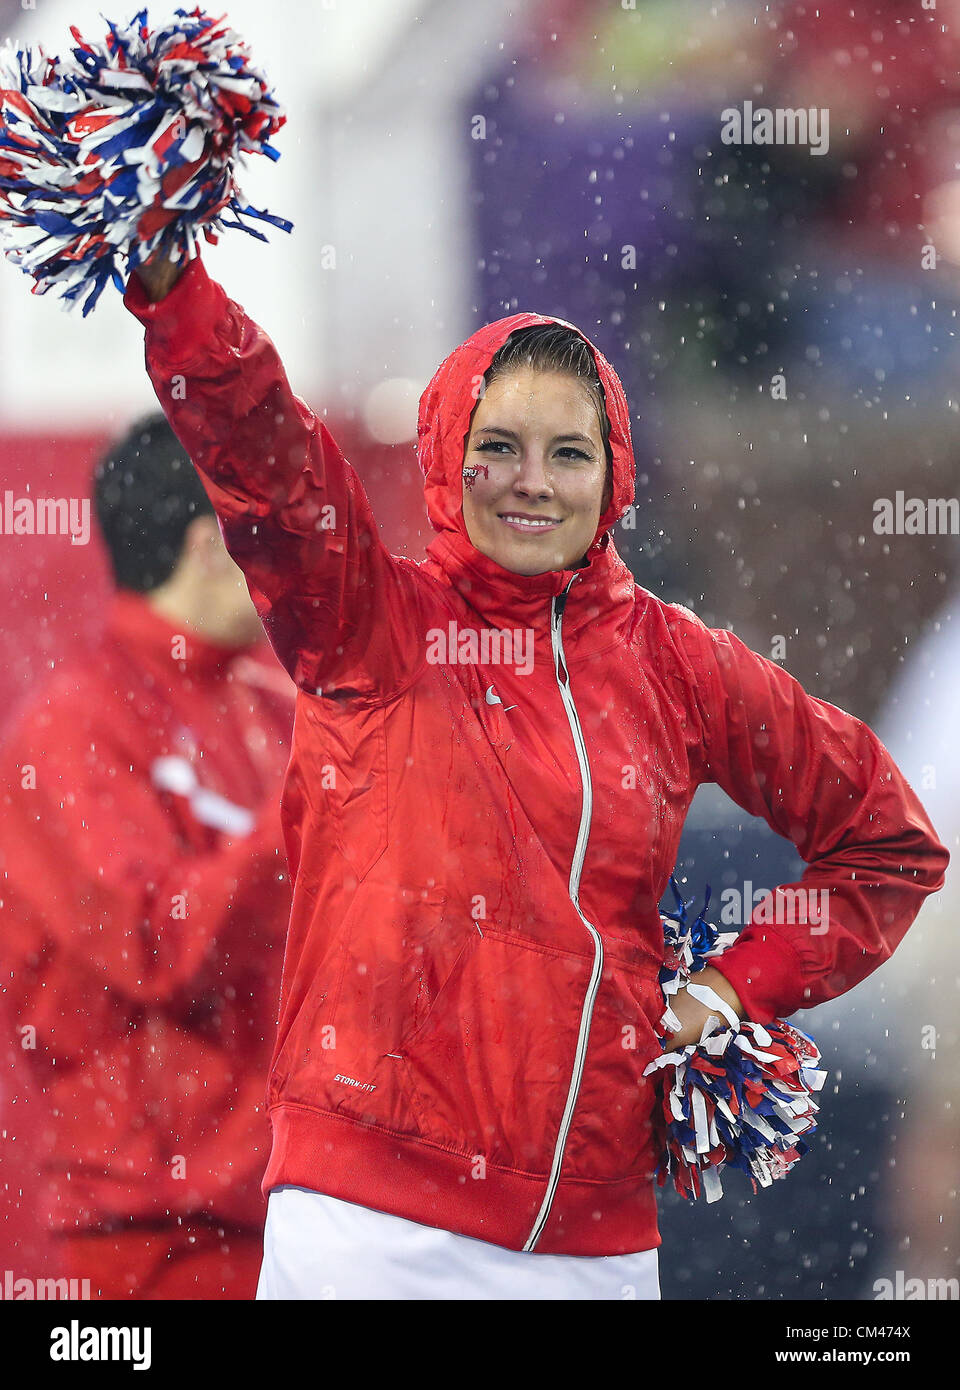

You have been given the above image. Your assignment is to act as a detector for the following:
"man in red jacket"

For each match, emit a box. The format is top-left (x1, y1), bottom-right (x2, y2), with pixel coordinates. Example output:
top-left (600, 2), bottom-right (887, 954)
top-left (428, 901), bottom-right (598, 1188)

top-left (0, 413), bottom-right (294, 1299)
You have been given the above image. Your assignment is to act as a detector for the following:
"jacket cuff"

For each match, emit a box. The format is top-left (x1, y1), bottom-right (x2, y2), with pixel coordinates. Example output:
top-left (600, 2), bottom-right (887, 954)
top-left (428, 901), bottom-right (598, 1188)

top-left (122, 254), bottom-right (226, 359)
top-left (708, 927), bottom-right (809, 1023)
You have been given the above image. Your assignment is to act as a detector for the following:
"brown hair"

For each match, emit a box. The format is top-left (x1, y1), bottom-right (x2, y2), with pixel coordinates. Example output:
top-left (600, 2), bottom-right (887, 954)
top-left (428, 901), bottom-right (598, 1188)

top-left (482, 324), bottom-right (613, 483)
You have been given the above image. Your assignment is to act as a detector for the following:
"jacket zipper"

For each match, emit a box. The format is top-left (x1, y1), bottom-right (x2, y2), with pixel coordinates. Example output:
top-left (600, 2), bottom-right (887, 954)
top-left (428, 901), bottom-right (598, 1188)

top-left (522, 573), bottom-right (604, 1252)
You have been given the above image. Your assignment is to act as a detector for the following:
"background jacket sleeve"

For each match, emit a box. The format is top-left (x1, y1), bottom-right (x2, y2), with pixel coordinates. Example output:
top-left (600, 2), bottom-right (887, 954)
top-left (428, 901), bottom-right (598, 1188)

top-left (123, 256), bottom-right (427, 700)
top-left (0, 703), bottom-right (287, 1014)
top-left (667, 604), bottom-right (950, 1022)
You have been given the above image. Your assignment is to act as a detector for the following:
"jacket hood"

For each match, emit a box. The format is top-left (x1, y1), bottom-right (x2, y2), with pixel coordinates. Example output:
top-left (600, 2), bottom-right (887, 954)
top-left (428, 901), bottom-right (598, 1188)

top-left (416, 312), bottom-right (636, 555)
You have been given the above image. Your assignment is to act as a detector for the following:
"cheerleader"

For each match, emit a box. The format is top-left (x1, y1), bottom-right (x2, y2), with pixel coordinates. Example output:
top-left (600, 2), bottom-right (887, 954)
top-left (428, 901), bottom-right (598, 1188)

top-left (128, 246), bottom-right (947, 1299)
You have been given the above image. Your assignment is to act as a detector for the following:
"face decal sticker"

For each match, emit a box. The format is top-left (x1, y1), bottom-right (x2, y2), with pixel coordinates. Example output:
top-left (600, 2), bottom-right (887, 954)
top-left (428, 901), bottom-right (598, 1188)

top-left (461, 463), bottom-right (490, 491)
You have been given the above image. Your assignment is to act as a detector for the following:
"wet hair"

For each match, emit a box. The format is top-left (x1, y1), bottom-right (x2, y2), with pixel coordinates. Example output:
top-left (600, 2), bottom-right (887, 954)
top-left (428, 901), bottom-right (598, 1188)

top-left (482, 323), bottom-right (613, 482)
top-left (93, 411), bottom-right (215, 592)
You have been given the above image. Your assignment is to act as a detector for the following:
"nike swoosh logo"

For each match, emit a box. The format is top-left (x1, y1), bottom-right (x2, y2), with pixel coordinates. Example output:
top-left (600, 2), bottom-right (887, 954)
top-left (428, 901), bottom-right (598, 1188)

top-left (485, 684), bottom-right (517, 715)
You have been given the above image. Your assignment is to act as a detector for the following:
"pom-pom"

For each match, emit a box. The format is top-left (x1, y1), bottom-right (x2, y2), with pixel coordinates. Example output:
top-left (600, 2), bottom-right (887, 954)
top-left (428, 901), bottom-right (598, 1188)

top-left (644, 877), bottom-right (827, 1202)
top-left (0, 6), bottom-right (291, 314)
top-left (657, 876), bottom-right (738, 1036)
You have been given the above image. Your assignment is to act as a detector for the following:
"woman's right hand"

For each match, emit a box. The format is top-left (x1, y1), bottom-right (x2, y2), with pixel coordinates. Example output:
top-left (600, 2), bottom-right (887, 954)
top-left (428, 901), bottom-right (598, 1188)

top-left (665, 966), bottom-right (743, 1048)
top-left (133, 247), bottom-right (185, 302)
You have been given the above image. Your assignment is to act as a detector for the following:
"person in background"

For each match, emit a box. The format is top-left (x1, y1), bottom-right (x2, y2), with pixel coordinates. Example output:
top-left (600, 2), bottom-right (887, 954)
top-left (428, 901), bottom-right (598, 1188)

top-left (0, 414), bottom-right (294, 1299)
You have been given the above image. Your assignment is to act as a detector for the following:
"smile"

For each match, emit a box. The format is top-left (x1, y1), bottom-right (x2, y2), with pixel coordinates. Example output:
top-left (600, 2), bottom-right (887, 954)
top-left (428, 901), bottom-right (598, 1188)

top-left (498, 514), bottom-right (562, 531)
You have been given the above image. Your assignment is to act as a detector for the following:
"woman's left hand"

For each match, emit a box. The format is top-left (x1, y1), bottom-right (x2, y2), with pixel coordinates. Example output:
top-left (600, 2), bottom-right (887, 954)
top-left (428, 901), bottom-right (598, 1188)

top-left (665, 966), bottom-right (744, 1048)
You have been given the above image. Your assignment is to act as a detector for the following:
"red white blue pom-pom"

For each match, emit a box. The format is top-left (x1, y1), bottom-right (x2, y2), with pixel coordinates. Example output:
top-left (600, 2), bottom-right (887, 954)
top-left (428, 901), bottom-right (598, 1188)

top-left (644, 879), bottom-right (827, 1202)
top-left (0, 6), bottom-right (291, 314)
top-left (657, 877), bottom-right (738, 1036)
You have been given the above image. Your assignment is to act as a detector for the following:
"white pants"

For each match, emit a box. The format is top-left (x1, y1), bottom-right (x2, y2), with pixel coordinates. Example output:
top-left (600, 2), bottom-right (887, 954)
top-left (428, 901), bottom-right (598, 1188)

top-left (257, 1185), bottom-right (661, 1301)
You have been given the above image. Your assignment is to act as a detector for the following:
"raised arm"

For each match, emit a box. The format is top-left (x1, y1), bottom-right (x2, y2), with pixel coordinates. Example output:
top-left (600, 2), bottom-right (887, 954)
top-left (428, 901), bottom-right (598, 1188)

top-left (124, 254), bottom-right (426, 698)
top-left (668, 606), bottom-right (950, 1023)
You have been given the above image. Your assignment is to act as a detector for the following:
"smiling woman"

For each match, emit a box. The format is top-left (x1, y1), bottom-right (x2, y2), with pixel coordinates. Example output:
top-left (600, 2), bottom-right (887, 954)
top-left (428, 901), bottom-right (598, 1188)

top-left (461, 324), bottom-right (614, 575)
top-left (119, 253), bottom-right (948, 1303)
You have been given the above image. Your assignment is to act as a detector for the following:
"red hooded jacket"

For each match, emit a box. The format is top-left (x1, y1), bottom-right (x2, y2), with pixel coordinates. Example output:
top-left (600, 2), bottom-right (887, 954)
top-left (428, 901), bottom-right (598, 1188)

top-left (0, 591), bottom-right (293, 1237)
top-left (122, 256), bottom-right (948, 1256)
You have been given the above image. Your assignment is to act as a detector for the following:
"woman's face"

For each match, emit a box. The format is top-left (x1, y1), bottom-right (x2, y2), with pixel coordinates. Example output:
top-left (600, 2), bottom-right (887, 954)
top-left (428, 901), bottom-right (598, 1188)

top-left (460, 368), bottom-right (613, 576)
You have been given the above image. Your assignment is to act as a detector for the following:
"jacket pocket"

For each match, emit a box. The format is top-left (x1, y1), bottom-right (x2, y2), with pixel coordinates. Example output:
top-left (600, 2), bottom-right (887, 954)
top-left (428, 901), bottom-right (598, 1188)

top-left (560, 961), bottom-right (664, 1182)
top-left (395, 927), bottom-right (592, 1174)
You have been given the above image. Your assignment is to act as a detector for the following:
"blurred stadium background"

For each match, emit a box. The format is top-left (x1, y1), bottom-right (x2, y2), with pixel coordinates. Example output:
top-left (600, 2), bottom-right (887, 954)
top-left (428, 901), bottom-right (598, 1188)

top-left (2, 0), bottom-right (959, 1299)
